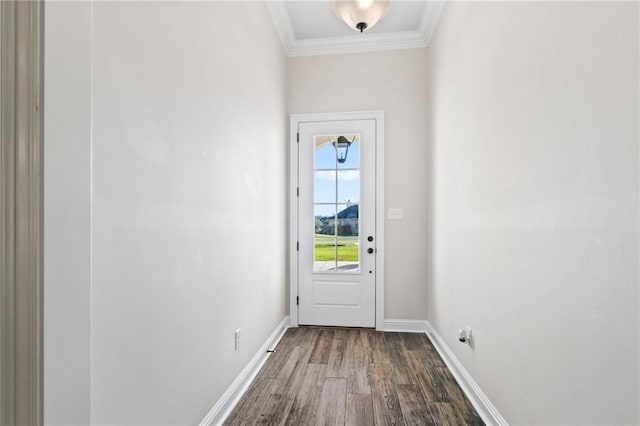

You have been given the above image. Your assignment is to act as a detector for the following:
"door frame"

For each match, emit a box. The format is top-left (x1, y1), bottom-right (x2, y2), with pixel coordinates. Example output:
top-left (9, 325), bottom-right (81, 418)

top-left (1, 1), bottom-right (45, 424)
top-left (289, 111), bottom-right (385, 331)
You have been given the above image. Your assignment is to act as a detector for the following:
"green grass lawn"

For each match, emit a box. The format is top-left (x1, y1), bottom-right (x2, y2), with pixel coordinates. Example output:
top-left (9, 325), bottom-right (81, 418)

top-left (314, 234), bottom-right (359, 261)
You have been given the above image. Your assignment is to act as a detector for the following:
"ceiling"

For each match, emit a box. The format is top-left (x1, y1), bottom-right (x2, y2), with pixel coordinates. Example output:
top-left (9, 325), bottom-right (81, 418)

top-left (266, 1), bottom-right (445, 57)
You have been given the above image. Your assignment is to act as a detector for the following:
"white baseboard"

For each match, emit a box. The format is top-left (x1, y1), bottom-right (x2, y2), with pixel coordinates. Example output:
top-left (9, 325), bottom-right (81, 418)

top-left (424, 321), bottom-right (508, 426)
top-left (383, 318), bottom-right (429, 333)
top-left (199, 316), bottom-right (290, 426)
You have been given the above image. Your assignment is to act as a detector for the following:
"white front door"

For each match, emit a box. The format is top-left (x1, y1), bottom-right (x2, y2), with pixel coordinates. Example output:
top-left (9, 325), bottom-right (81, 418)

top-left (297, 119), bottom-right (377, 327)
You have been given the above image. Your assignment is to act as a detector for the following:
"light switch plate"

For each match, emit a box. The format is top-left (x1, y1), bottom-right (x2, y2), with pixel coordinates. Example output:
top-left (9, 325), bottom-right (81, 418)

top-left (388, 208), bottom-right (404, 220)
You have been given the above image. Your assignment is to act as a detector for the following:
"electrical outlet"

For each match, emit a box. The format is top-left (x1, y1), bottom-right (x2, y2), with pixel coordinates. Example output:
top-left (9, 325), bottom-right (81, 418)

top-left (235, 329), bottom-right (241, 351)
top-left (458, 327), bottom-right (473, 344)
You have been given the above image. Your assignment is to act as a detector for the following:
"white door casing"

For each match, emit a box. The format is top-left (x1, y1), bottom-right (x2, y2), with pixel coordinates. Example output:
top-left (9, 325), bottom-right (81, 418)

top-left (289, 111), bottom-right (384, 330)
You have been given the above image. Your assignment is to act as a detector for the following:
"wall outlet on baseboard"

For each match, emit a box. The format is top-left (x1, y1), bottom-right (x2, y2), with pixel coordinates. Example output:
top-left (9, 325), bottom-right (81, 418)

top-left (235, 329), bottom-right (241, 350)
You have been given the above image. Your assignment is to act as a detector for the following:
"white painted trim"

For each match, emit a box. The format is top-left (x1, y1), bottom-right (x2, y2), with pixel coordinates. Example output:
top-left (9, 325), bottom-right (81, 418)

top-left (289, 111), bottom-right (385, 331)
top-left (425, 322), bottom-right (509, 426)
top-left (199, 316), bottom-right (290, 426)
top-left (266, 1), bottom-right (446, 57)
top-left (265, 1), bottom-right (295, 54)
top-left (289, 116), bottom-right (299, 328)
top-left (287, 31), bottom-right (429, 57)
top-left (419, 1), bottom-right (446, 48)
top-left (383, 319), bottom-right (428, 333)
top-left (374, 113), bottom-right (385, 331)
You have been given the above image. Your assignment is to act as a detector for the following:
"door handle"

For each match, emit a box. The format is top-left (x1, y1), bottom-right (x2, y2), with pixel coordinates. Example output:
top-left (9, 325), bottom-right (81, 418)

top-left (367, 248), bottom-right (374, 254)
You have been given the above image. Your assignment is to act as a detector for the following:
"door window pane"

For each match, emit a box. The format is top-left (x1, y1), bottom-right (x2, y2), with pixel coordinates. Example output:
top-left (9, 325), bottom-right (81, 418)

top-left (314, 236), bottom-right (337, 272)
top-left (314, 204), bottom-right (336, 231)
top-left (337, 204), bottom-right (359, 271)
top-left (314, 170), bottom-right (336, 203)
top-left (314, 138), bottom-right (336, 170)
top-left (338, 137), bottom-right (359, 169)
top-left (337, 170), bottom-right (359, 204)
top-left (337, 204), bottom-right (358, 237)
top-left (337, 238), bottom-right (359, 272)
top-left (314, 204), bottom-right (336, 272)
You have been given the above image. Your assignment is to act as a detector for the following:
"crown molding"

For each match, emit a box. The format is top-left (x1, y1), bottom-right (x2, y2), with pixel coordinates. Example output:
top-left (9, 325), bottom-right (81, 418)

top-left (266, 1), bottom-right (446, 57)
top-left (265, 1), bottom-right (296, 54)
top-left (419, 1), bottom-right (446, 47)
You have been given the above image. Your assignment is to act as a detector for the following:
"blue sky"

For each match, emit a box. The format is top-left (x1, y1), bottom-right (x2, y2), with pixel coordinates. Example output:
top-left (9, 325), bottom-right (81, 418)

top-left (314, 141), bottom-right (360, 218)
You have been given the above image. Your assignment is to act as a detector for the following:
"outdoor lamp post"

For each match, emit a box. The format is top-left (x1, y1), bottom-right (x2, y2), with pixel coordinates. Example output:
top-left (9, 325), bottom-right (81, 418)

top-left (333, 136), bottom-right (353, 164)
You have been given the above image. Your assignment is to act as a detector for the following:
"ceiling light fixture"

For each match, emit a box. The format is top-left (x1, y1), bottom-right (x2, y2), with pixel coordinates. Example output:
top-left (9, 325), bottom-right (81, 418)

top-left (333, 0), bottom-right (392, 34)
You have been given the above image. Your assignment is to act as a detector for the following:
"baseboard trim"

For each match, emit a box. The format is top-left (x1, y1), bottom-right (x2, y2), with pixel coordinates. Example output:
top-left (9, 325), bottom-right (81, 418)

top-left (199, 316), bottom-right (290, 426)
top-left (383, 319), bottom-right (428, 333)
top-left (424, 321), bottom-right (508, 426)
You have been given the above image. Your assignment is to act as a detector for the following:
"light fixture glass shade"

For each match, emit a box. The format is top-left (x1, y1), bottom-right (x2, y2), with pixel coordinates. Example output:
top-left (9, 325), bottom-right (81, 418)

top-left (333, 0), bottom-right (392, 33)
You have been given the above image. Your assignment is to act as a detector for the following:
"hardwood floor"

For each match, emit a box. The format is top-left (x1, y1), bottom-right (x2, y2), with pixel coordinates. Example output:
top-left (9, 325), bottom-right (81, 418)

top-left (225, 327), bottom-right (484, 425)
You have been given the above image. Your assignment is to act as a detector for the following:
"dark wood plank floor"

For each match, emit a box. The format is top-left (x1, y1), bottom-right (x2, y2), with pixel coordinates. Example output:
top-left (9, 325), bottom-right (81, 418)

top-left (225, 327), bottom-right (484, 425)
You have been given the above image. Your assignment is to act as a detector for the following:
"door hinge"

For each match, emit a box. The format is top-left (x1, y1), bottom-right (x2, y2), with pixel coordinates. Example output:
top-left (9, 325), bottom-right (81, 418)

top-left (296, 241), bottom-right (299, 251)
top-left (296, 187), bottom-right (299, 197)
top-left (296, 132), bottom-right (299, 143)
top-left (296, 296), bottom-right (299, 305)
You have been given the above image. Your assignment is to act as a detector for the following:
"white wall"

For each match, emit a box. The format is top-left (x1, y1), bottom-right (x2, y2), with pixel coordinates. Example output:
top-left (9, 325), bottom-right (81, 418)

top-left (90, 2), bottom-right (287, 423)
top-left (425, 2), bottom-right (639, 424)
top-left (44, 2), bottom-right (92, 424)
top-left (45, 1), bottom-right (288, 424)
top-left (289, 48), bottom-right (429, 320)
